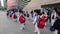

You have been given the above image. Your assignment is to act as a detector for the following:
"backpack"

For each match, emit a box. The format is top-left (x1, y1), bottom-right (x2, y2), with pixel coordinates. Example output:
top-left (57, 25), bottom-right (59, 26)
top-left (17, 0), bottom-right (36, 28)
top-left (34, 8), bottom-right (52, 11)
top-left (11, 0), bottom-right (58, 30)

top-left (50, 26), bottom-right (55, 32)
top-left (13, 14), bottom-right (17, 19)
top-left (37, 16), bottom-right (47, 29)
top-left (19, 15), bottom-right (25, 24)
top-left (53, 19), bottom-right (60, 30)
top-left (42, 16), bottom-right (47, 22)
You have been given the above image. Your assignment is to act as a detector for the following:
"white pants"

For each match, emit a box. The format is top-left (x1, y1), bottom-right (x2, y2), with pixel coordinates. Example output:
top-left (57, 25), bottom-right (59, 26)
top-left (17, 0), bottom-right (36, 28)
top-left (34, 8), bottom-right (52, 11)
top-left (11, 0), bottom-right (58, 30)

top-left (35, 23), bottom-right (41, 34)
top-left (20, 23), bottom-right (25, 30)
top-left (51, 19), bottom-right (55, 26)
top-left (54, 30), bottom-right (58, 34)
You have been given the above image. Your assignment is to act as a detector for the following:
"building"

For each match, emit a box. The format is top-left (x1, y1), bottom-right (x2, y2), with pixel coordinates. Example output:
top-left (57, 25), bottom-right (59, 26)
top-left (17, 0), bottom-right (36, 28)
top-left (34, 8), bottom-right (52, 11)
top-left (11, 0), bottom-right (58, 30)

top-left (22, 0), bottom-right (60, 12)
top-left (7, 0), bottom-right (60, 11)
top-left (0, 0), bottom-right (7, 10)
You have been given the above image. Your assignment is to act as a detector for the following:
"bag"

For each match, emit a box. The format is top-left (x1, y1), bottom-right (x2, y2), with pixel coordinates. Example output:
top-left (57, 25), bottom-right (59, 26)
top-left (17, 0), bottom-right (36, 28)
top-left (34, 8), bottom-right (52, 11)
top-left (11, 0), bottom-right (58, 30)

top-left (19, 15), bottom-right (25, 24)
top-left (42, 16), bottom-right (47, 22)
top-left (13, 14), bottom-right (17, 19)
top-left (38, 21), bottom-right (45, 29)
top-left (38, 16), bottom-right (47, 29)
top-left (53, 19), bottom-right (60, 30)
top-left (50, 26), bottom-right (55, 32)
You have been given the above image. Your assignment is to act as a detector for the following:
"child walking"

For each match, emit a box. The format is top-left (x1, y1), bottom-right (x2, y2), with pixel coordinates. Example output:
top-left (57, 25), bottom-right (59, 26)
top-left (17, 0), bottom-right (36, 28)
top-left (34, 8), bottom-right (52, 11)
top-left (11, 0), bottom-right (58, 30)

top-left (33, 10), bottom-right (40, 34)
top-left (19, 10), bottom-right (26, 30)
top-left (53, 11), bottom-right (60, 34)
top-left (33, 10), bottom-right (47, 34)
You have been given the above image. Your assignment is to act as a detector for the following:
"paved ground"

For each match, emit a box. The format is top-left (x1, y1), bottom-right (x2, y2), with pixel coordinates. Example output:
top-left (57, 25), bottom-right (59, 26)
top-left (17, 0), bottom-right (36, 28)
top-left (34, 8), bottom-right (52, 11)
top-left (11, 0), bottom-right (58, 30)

top-left (0, 11), bottom-right (53, 34)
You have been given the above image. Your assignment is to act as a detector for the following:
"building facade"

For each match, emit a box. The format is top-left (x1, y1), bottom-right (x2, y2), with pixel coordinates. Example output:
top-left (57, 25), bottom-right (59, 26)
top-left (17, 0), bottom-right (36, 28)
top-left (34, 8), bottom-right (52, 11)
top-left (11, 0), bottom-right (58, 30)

top-left (23, 0), bottom-right (60, 12)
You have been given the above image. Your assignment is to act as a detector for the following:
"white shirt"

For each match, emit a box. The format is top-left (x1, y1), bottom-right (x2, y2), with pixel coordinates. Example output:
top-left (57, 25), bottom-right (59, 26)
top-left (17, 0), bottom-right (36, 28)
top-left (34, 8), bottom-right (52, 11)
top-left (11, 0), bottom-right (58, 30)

top-left (33, 16), bottom-right (38, 24)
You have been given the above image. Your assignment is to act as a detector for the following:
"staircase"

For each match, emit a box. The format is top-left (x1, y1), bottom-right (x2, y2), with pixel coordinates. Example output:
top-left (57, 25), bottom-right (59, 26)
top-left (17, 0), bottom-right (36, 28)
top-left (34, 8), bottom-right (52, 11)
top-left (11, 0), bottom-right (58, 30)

top-left (18, 0), bottom-right (31, 10)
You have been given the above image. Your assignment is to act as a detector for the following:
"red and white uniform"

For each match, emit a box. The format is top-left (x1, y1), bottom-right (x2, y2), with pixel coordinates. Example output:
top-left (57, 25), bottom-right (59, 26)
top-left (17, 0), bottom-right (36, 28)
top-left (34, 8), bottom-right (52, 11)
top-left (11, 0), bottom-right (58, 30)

top-left (12, 13), bottom-right (17, 21)
top-left (19, 13), bottom-right (26, 30)
top-left (33, 14), bottom-right (47, 34)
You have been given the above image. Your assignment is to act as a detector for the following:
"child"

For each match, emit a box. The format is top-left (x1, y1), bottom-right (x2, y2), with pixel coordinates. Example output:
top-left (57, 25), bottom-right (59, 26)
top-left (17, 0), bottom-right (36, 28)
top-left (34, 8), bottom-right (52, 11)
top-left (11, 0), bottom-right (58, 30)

top-left (33, 11), bottom-right (38, 33)
top-left (53, 11), bottom-right (60, 34)
top-left (33, 10), bottom-right (42, 34)
top-left (31, 10), bottom-right (33, 18)
top-left (12, 9), bottom-right (17, 22)
top-left (6, 10), bottom-right (10, 17)
top-left (42, 12), bottom-right (47, 26)
top-left (51, 9), bottom-right (57, 26)
top-left (9, 9), bottom-right (13, 18)
top-left (33, 11), bottom-right (47, 34)
top-left (26, 11), bottom-right (30, 20)
top-left (19, 10), bottom-right (26, 30)
top-left (12, 12), bottom-right (17, 22)
top-left (32, 10), bottom-right (37, 21)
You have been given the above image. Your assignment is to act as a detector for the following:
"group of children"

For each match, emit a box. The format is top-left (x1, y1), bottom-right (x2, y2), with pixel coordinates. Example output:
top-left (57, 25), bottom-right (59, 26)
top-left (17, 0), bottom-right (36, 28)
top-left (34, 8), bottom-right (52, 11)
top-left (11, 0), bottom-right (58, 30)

top-left (32, 8), bottom-right (60, 34)
top-left (6, 8), bottom-right (60, 34)
top-left (6, 9), bottom-right (26, 30)
top-left (32, 10), bottom-right (47, 34)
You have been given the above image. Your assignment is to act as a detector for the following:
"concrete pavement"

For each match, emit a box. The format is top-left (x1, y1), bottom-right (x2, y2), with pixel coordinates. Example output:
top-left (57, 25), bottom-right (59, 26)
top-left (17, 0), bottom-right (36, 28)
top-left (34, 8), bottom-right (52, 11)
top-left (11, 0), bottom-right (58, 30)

top-left (0, 11), bottom-right (53, 34)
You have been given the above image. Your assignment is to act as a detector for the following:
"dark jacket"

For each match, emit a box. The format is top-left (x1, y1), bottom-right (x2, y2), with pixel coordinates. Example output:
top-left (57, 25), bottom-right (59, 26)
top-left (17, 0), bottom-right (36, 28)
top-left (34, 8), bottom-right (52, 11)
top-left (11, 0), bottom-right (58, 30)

top-left (53, 18), bottom-right (60, 30)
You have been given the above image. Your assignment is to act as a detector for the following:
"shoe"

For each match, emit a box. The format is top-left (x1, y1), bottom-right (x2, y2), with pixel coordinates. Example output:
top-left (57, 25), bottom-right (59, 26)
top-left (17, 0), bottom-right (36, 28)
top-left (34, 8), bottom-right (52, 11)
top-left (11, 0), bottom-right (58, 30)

top-left (23, 28), bottom-right (25, 30)
top-left (20, 28), bottom-right (23, 30)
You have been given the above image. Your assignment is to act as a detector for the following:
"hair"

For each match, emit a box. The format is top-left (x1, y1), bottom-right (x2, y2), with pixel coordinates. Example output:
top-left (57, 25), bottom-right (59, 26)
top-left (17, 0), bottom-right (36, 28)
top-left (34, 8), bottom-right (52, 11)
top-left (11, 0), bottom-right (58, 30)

top-left (54, 8), bottom-right (58, 13)
top-left (19, 9), bottom-right (23, 13)
top-left (54, 8), bottom-right (60, 16)
top-left (34, 9), bottom-right (41, 15)
top-left (42, 12), bottom-right (45, 14)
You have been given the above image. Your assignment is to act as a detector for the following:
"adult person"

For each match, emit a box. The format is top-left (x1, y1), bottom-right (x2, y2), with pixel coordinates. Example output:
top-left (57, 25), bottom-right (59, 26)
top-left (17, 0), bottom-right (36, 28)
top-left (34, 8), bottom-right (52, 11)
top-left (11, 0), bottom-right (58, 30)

top-left (46, 8), bottom-right (52, 23)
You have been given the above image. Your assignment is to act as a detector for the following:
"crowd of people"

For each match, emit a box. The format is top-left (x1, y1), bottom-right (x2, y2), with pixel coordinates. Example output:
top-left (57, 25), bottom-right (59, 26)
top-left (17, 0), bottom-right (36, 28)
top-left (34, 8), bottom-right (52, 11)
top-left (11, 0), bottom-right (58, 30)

top-left (6, 8), bottom-right (60, 34)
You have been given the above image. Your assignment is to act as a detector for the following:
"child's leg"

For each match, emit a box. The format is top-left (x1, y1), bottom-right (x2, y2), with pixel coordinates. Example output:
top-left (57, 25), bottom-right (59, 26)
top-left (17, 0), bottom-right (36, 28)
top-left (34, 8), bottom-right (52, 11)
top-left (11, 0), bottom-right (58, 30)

top-left (14, 19), bottom-right (17, 22)
top-left (34, 23), bottom-right (41, 34)
top-left (54, 30), bottom-right (58, 34)
top-left (22, 23), bottom-right (25, 29)
top-left (20, 23), bottom-right (25, 30)
top-left (36, 25), bottom-right (41, 34)
top-left (51, 19), bottom-right (55, 26)
top-left (34, 23), bottom-right (37, 32)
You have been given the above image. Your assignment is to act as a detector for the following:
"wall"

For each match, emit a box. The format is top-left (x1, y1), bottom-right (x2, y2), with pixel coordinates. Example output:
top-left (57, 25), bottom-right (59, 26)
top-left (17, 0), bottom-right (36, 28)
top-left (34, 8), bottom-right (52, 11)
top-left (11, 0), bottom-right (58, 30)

top-left (18, 0), bottom-right (31, 10)
top-left (23, 0), bottom-right (60, 12)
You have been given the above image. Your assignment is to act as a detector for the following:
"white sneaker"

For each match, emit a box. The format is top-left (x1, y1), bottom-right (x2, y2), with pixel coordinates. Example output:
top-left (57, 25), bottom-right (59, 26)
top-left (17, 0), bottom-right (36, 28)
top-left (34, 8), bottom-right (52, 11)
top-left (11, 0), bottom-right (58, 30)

top-left (20, 28), bottom-right (23, 30)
